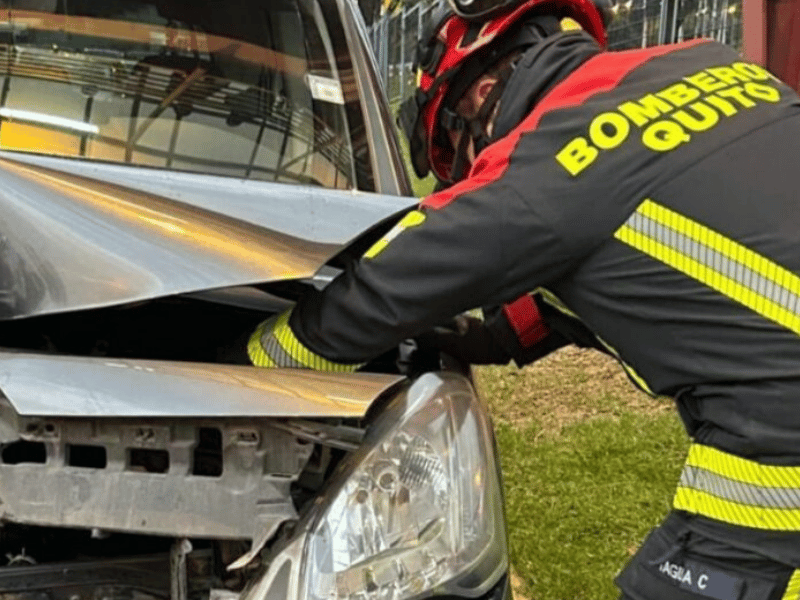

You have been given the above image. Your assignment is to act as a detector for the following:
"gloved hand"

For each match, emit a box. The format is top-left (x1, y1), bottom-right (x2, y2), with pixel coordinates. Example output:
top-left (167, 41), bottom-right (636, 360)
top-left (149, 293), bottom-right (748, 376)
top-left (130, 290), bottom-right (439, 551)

top-left (247, 309), bottom-right (362, 372)
top-left (414, 314), bottom-right (514, 365)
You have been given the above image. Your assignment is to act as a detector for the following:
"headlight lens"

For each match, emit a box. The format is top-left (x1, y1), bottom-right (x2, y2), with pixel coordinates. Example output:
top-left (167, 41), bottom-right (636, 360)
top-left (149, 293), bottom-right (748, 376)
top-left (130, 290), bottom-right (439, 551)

top-left (301, 373), bottom-right (507, 600)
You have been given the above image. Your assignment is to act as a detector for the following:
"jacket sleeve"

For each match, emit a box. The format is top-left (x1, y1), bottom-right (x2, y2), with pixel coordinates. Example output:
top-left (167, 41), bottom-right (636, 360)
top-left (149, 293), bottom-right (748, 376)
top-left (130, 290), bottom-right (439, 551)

top-left (284, 164), bottom-right (582, 365)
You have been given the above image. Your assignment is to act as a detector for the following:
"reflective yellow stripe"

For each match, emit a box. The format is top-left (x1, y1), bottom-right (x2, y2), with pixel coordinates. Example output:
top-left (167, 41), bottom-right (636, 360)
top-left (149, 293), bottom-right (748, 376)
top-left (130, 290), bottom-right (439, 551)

top-left (363, 238), bottom-right (390, 259)
top-left (674, 444), bottom-right (800, 531)
top-left (271, 310), bottom-right (362, 373)
top-left (637, 200), bottom-right (800, 300)
top-left (673, 487), bottom-right (800, 530)
top-left (685, 444), bottom-right (800, 488)
top-left (364, 210), bottom-right (426, 259)
top-left (537, 288), bottom-right (580, 319)
top-left (782, 569), bottom-right (800, 600)
top-left (247, 320), bottom-right (276, 367)
top-left (616, 199), bottom-right (800, 336)
top-left (536, 288), bottom-right (657, 396)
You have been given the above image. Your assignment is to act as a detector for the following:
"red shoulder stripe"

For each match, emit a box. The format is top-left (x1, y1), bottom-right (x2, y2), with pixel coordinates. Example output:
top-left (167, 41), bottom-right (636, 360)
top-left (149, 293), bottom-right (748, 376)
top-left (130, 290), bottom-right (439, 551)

top-left (421, 40), bottom-right (711, 210)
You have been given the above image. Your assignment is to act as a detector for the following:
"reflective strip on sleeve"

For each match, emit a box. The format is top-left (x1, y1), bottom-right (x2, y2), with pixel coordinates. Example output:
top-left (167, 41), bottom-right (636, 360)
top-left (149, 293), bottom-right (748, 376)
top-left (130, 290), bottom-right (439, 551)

top-left (674, 444), bottom-right (800, 530)
top-left (248, 311), bottom-right (363, 372)
top-left (247, 319), bottom-right (277, 367)
top-left (363, 209), bottom-right (426, 259)
top-left (615, 199), bottom-right (800, 336)
top-left (782, 570), bottom-right (800, 600)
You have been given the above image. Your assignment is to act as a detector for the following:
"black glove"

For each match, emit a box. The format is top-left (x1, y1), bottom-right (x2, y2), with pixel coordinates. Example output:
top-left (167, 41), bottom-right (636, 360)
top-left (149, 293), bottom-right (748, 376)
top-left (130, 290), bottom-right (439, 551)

top-left (415, 314), bottom-right (514, 365)
top-left (416, 309), bottom-right (572, 367)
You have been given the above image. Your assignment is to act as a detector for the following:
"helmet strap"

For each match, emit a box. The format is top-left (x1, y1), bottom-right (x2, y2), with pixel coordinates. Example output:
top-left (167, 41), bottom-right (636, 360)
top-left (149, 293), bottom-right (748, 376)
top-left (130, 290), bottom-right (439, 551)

top-left (471, 62), bottom-right (514, 152)
top-left (445, 61), bottom-right (515, 181)
top-left (449, 123), bottom-right (473, 182)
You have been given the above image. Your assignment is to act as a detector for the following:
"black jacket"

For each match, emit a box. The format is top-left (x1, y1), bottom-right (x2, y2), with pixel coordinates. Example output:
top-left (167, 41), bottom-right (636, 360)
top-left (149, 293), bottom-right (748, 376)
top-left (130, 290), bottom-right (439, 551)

top-left (289, 33), bottom-right (800, 460)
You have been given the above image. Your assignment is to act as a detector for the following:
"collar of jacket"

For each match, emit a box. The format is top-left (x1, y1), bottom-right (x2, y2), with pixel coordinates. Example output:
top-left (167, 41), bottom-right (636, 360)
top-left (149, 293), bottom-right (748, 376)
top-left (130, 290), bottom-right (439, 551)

top-left (490, 30), bottom-right (601, 142)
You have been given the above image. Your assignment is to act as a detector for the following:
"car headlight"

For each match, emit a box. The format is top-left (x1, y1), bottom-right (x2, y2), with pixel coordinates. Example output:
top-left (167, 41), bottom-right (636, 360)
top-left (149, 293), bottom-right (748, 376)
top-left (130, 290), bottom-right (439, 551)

top-left (300, 372), bottom-right (508, 600)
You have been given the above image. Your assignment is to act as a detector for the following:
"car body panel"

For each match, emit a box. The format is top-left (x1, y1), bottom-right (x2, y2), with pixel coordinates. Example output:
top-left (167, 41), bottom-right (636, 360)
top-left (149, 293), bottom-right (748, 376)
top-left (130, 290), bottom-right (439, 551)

top-left (0, 153), bottom-right (414, 320)
top-left (0, 350), bottom-right (404, 418)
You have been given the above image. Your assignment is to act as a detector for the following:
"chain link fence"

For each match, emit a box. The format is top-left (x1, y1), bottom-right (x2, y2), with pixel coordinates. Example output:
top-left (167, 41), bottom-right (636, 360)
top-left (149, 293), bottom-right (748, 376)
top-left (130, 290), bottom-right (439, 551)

top-left (371, 0), bottom-right (742, 106)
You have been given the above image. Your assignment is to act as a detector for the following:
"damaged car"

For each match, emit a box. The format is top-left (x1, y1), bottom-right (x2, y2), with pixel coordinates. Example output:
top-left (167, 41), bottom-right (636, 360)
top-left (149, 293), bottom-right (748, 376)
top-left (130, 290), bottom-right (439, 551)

top-left (0, 1), bottom-right (510, 599)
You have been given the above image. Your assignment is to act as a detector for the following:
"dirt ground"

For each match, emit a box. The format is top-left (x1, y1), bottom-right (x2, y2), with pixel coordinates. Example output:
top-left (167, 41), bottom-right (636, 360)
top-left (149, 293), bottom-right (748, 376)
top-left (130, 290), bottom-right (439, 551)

top-left (473, 346), bottom-right (673, 438)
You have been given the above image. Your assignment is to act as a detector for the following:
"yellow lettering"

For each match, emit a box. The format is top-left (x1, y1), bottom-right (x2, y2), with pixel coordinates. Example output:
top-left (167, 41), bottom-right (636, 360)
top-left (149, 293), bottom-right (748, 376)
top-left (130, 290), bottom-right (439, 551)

top-left (642, 120), bottom-right (691, 152)
top-left (672, 101), bottom-right (720, 132)
top-left (618, 94), bottom-right (673, 127)
top-left (684, 71), bottom-right (726, 93)
top-left (557, 64), bottom-right (780, 169)
top-left (718, 86), bottom-right (757, 108)
top-left (555, 137), bottom-right (599, 176)
top-left (706, 66), bottom-right (752, 84)
top-left (732, 62), bottom-right (772, 81)
top-left (658, 83), bottom-right (701, 107)
top-left (588, 112), bottom-right (630, 150)
top-left (744, 82), bottom-right (781, 102)
top-left (705, 94), bottom-right (738, 116)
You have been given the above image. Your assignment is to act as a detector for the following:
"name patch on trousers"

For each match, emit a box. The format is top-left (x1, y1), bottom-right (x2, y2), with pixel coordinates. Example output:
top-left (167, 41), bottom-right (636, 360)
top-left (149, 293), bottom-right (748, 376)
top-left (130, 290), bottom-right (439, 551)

top-left (655, 559), bottom-right (744, 600)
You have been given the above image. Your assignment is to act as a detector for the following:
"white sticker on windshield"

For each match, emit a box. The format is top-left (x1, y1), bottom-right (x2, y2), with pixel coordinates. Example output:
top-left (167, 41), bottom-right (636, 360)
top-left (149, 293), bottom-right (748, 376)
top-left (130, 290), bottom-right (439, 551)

top-left (306, 74), bottom-right (345, 105)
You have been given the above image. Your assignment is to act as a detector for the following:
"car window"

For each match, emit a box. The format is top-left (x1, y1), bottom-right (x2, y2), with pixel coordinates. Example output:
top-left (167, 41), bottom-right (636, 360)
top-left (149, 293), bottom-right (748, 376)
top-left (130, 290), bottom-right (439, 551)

top-left (0, 0), bottom-right (373, 190)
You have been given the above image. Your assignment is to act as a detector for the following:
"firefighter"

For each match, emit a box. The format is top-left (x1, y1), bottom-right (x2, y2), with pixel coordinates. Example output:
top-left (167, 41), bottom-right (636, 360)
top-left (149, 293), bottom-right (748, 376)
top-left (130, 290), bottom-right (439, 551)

top-left (249, 0), bottom-right (800, 596)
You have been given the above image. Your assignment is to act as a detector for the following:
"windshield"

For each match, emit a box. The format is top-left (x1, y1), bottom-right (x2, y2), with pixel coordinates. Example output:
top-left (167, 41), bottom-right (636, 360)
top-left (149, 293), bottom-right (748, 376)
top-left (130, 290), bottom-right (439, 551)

top-left (0, 0), bottom-right (372, 190)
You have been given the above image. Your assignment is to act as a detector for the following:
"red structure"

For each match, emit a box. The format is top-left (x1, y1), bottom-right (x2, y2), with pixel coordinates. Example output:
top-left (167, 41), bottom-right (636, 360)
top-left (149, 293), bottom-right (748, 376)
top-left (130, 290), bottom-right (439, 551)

top-left (744, 0), bottom-right (800, 90)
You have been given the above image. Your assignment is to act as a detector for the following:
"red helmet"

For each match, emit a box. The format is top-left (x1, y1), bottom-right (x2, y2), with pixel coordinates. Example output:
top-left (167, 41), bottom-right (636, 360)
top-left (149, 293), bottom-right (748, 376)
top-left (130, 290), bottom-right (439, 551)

top-left (398, 0), bottom-right (612, 184)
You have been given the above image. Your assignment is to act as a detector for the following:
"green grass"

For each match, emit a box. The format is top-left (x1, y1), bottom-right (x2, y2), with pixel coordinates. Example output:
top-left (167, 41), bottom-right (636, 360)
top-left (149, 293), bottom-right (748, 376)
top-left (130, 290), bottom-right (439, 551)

top-left (473, 349), bottom-right (690, 600)
top-left (497, 412), bottom-right (687, 600)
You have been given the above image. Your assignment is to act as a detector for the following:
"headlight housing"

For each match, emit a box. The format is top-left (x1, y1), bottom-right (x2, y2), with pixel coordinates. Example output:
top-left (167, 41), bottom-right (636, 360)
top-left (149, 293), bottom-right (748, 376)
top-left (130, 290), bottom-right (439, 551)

top-left (303, 372), bottom-right (507, 599)
top-left (241, 372), bottom-right (508, 600)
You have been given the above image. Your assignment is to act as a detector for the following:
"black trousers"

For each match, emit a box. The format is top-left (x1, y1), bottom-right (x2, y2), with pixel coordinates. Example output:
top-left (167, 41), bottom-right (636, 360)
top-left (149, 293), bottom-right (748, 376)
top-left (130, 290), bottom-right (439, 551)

top-left (615, 512), bottom-right (800, 600)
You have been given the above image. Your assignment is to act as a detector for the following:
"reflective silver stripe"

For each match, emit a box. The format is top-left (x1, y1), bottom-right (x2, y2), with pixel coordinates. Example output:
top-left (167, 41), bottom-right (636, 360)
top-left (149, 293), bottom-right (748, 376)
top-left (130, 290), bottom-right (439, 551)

top-left (625, 211), bottom-right (800, 313)
top-left (262, 331), bottom-right (305, 369)
top-left (616, 199), bottom-right (800, 337)
top-left (681, 465), bottom-right (800, 510)
top-left (674, 444), bottom-right (800, 530)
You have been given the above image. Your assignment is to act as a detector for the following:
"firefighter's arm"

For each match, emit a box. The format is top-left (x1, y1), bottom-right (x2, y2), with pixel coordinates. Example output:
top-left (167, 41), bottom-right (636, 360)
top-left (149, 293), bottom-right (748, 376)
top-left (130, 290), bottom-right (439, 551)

top-left (247, 215), bottom-right (571, 371)
top-left (247, 308), bottom-right (365, 371)
top-left (247, 148), bottom-right (579, 371)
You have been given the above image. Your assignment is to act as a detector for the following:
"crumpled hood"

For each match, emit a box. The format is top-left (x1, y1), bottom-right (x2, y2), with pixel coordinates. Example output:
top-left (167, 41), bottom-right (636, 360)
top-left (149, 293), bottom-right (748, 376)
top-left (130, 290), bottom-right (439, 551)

top-left (0, 152), bottom-right (414, 320)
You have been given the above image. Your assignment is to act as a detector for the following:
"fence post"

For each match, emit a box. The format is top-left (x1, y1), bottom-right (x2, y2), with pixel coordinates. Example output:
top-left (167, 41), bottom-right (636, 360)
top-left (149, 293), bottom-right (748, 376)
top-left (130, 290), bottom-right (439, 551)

top-left (399, 7), bottom-right (407, 101)
top-left (658, 0), bottom-right (681, 43)
top-left (381, 17), bottom-right (389, 89)
top-left (641, 0), bottom-right (648, 47)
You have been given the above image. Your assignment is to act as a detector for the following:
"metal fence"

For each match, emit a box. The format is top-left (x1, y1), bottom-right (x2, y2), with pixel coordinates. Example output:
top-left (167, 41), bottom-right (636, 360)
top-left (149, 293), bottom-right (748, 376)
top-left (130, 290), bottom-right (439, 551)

top-left (371, 0), bottom-right (742, 106)
top-left (369, 1), bottom-right (443, 106)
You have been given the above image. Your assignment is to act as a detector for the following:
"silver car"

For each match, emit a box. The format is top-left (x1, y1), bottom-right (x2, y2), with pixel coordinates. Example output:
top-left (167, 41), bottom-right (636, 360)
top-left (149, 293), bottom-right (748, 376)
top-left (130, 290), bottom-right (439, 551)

top-left (0, 1), bottom-right (510, 599)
